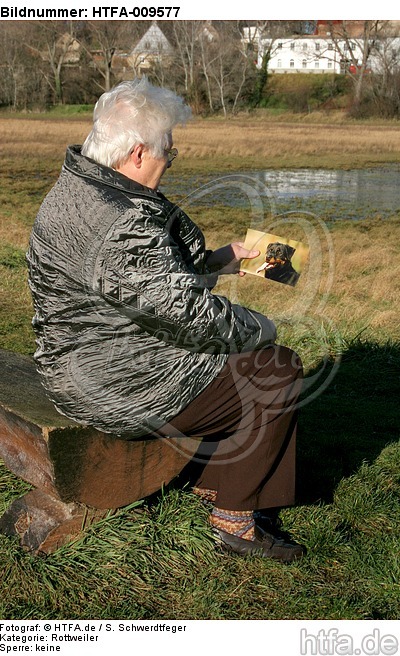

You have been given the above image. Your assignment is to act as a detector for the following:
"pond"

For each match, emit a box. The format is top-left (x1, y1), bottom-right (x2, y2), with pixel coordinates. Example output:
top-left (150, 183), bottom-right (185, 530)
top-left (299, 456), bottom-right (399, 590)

top-left (161, 164), bottom-right (400, 221)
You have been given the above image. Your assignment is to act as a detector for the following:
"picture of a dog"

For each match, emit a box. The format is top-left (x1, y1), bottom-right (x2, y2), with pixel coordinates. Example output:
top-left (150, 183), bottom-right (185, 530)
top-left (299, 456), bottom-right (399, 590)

top-left (256, 242), bottom-right (300, 287)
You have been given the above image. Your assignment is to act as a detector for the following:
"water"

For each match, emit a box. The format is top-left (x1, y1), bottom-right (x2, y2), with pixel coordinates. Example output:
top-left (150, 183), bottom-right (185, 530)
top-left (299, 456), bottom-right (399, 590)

top-left (161, 165), bottom-right (400, 221)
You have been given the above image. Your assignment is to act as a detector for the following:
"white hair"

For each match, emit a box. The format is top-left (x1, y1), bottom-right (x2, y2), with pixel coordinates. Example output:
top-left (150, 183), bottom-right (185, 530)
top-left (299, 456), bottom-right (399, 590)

top-left (81, 78), bottom-right (192, 168)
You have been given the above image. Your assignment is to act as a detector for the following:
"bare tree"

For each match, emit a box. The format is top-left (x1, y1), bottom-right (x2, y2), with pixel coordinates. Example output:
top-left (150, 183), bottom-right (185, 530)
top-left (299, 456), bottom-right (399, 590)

top-left (172, 20), bottom-right (202, 96)
top-left (0, 23), bottom-right (26, 108)
top-left (199, 21), bottom-right (254, 116)
top-left (198, 28), bottom-right (215, 112)
top-left (367, 25), bottom-right (400, 117)
top-left (79, 21), bottom-right (141, 92)
top-left (23, 21), bottom-right (79, 104)
top-left (326, 20), bottom-right (387, 111)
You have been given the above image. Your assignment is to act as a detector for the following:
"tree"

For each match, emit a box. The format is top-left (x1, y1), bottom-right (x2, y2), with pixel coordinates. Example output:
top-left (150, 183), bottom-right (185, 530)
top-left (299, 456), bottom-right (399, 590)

top-left (245, 21), bottom-right (279, 107)
top-left (198, 21), bottom-right (254, 116)
top-left (79, 21), bottom-right (141, 93)
top-left (250, 21), bottom-right (312, 107)
top-left (367, 26), bottom-right (400, 117)
top-left (326, 20), bottom-right (387, 112)
top-left (0, 23), bottom-right (27, 108)
top-left (171, 20), bottom-right (202, 98)
top-left (23, 21), bottom-right (79, 105)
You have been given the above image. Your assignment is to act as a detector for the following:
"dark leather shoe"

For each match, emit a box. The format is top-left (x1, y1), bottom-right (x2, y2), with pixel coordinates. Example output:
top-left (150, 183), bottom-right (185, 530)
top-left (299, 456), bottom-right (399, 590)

top-left (253, 511), bottom-right (294, 542)
top-left (213, 525), bottom-right (305, 563)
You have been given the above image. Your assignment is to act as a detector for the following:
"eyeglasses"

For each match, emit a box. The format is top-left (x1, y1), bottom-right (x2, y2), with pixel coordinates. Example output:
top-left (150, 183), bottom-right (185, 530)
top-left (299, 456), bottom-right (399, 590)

top-left (166, 147), bottom-right (178, 163)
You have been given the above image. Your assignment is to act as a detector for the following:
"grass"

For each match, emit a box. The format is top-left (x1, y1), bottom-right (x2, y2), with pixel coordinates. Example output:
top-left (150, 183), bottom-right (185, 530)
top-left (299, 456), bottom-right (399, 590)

top-left (0, 116), bottom-right (399, 620)
top-left (2, 113), bottom-right (400, 172)
top-left (176, 118), bottom-right (400, 171)
top-left (1, 431), bottom-right (400, 619)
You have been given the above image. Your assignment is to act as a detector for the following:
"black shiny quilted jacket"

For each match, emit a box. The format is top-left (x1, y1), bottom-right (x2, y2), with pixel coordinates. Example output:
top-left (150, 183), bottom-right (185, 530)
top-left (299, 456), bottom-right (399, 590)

top-left (26, 146), bottom-right (276, 437)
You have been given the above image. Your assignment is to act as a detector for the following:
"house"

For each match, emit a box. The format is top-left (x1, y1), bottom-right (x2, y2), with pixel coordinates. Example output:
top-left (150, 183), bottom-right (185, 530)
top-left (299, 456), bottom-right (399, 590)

top-left (127, 22), bottom-right (174, 74)
top-left (315, 20), bottom-right (366, 38)
top-left (260, 36), bottom-right (345, 74)
top-left (56, 33), bottom-right (81, 64)
top-left (27, 32), bottom-right (82, 66)
top-left (259, 35), bottom-right (400, 76)
top-left (255, 20), bottom-right (400, 75)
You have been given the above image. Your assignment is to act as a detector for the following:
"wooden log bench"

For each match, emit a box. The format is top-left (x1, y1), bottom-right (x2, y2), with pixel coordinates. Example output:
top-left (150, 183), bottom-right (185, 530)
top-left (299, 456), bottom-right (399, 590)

top-left (0, 349), bottom-right (199, 555)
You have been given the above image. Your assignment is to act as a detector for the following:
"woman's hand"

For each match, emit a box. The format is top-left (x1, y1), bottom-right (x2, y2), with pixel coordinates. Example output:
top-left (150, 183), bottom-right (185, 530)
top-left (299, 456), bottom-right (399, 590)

top-left (206, 242), bottom-right (260, 276)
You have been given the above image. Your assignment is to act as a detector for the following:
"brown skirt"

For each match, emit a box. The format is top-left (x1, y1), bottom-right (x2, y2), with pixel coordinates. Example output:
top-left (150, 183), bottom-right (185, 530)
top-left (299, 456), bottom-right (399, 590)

top-left (155, 345), bottom-right (303, 511)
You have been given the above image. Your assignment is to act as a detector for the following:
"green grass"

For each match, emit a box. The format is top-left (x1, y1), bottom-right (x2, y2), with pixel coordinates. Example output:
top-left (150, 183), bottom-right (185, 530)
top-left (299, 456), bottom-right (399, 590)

top-left (0, 118), bottom-right (399, 619)
top-left (1, 430), bottom-right (399, 619)
top-left (0, 250), bottom-right (399, 620)
top-left (0, 105), bottom-right (94, 119)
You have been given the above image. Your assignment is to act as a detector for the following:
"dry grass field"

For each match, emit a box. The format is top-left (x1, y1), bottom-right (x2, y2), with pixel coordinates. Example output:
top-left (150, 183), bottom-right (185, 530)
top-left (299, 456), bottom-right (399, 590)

top-left (2, 114), bottom-right (400, 170)
top-left (1, 115), bottom-right (400, 355)
top-left (178, 118), bottom-right (400, 170)
top-left (207, 214), bottom-right (400, 357)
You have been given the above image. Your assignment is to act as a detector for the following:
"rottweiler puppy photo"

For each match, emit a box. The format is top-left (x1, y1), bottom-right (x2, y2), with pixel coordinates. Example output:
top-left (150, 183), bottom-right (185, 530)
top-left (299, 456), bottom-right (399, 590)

top-left (256, 242), bottom-right (300, 287)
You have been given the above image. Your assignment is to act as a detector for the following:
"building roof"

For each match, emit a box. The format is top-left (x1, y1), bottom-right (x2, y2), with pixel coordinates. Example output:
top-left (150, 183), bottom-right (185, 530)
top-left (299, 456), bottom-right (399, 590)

top-left (130, 22), bottom-right (174, 55)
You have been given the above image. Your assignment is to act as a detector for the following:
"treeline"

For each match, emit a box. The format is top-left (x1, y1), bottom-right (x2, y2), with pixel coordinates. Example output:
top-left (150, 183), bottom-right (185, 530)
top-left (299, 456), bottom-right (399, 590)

top-left (0, 20), bottom-right (399, 118)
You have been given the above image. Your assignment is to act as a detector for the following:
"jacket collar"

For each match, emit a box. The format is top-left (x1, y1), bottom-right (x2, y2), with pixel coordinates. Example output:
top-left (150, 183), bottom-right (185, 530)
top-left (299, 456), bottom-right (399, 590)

top-left (64, 145), bottom-right (163, 201)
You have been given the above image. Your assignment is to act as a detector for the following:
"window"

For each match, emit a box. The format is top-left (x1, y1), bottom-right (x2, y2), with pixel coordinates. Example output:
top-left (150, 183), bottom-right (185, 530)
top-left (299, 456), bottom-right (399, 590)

top-left (277, 42), bottom-right (283, 49)
top-left (327, 61), bottom-right (333, 69)
top-left (277, 59), bottom-right (282, 67)
top-left (290, 59), bottom-right (295, 68)
top-left (315, 61), bottom-right (320, 68)
top-left (302, 43), bottom-right (308, 51)
top-left (315, 42), bottom-right (320, 51)
top-left (302, 59), bottom-right (307, 68)
top-left (345, 41), bottom-right (356, 53)
top-left (290, 42), bottom-right (295, 50)
top-left (328, 42), bottom-right (333, 50)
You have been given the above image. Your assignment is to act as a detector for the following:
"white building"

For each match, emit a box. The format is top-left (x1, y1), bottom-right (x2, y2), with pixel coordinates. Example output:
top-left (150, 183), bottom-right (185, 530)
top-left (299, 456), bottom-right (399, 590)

top-left (259, 36), bottom-right (360, 74)
top-left (257, 34), bottom-right (400, 75)
top-left (128, 22), bottom-right (174, 74)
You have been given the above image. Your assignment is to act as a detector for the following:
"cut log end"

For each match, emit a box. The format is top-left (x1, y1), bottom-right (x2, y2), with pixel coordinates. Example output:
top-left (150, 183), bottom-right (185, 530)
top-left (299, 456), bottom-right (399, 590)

top-left (0, 489), bottom-right (107, 555)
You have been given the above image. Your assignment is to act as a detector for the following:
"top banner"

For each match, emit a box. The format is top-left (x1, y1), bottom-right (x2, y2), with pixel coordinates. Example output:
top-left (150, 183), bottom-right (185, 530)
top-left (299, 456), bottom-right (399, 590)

top-left (0, 1), bottom-right (399, 21)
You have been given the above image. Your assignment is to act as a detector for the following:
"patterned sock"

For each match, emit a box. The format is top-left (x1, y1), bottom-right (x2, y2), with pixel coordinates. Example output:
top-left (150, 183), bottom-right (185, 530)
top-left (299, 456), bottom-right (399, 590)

top-left (192, 487), bottom-right (217, 503)
top-left (210, 507), bottom-right (255, 541)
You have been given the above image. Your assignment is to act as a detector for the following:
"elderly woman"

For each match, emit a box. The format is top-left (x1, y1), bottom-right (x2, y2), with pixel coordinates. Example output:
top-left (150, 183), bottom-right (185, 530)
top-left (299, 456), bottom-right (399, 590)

top-left (27, 78), bottom-right (305, 561)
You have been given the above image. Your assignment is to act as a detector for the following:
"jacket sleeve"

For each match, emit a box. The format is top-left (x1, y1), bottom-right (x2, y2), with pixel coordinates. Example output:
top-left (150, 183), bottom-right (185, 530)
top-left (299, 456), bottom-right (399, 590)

top-left (93, 210), bottom-right (276, 355)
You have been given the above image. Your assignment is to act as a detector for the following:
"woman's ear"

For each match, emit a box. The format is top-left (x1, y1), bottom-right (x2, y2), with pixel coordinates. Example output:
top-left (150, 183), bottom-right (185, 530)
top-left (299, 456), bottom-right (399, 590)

top-left (130, 144), bottom-right (145, 168)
